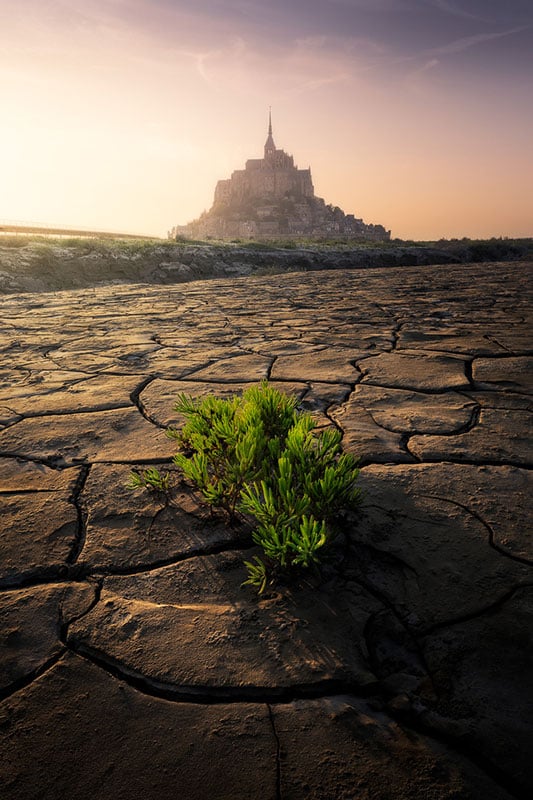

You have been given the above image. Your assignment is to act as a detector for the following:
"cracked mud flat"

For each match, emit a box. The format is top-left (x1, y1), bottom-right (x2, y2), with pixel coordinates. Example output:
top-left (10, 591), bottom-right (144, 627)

top-left (0, 261), bottom-right (531, 799)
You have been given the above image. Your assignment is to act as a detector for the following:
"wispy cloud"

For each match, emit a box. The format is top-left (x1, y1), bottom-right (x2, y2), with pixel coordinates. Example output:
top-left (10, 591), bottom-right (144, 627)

top-left (427, 25), bottom-right (529, 56)
top-left (180, 49), bottom-right (222, 84)
top-left (422, 1), bottom-right (489, 23)
top-left (328, 0), bottom-right (410, 8)
top-left (176, 33), bottom-right (360, 98)
top-left (410, 57), bottom-right (440, 76)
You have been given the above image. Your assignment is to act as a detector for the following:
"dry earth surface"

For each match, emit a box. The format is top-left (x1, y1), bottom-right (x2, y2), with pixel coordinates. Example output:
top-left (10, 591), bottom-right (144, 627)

top-left (0, 261), bottom-right (532, 799)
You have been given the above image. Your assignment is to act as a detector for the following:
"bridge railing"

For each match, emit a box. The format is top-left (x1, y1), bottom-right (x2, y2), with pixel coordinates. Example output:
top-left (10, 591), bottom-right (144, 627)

top-left (0, 220), bottom-right (161, 240)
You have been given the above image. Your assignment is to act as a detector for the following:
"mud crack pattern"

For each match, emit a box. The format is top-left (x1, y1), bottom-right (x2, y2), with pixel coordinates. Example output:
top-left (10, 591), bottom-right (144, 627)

top-left (1, 262), bottom-right (531, 799)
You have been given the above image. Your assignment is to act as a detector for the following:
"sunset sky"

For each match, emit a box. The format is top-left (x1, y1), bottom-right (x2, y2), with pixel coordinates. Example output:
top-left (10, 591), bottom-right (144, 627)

top-left (1, 0), bottom-right (532, 240)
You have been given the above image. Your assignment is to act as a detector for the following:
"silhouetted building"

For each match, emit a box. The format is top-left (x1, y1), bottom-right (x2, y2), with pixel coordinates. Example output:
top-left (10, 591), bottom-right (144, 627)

top-left (171, 112), bottom-right (390, 241)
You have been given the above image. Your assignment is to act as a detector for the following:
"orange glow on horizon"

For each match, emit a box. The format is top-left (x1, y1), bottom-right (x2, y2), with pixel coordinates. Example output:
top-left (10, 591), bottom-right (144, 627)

top-left (1, 2), bottom-right (531, 240)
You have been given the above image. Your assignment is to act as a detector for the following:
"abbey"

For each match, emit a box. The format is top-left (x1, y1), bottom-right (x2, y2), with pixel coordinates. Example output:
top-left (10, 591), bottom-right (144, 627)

top-left (171, 114), bottom-right (390, 241)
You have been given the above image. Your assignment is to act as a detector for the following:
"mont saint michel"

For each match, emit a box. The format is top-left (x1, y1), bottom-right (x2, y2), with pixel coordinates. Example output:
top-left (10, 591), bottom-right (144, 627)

top-left (171, 114), bottom-right (390, 242)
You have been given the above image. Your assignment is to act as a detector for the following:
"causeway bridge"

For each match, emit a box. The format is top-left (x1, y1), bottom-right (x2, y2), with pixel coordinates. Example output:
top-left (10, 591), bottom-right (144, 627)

top-left (0, 220), bottom-right (160, 240)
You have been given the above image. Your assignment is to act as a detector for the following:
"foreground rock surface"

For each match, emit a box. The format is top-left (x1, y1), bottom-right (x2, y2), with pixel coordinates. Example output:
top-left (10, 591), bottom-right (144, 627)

top-left (0, 261), bottom-right (531, 799)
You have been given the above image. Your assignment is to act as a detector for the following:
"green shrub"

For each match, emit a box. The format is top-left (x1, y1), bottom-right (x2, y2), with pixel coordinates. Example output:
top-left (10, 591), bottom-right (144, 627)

top-left (128, 382), bottom-right (360, 593)
top-left (125, 467), bottom-right (171, 494)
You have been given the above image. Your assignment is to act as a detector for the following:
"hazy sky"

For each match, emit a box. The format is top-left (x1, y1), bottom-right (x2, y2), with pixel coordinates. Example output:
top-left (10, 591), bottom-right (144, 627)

top-left (1, 0), bottom-right (532, 239)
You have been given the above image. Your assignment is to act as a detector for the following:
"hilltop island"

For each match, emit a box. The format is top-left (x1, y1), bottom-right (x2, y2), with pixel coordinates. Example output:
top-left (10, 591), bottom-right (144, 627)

top-left (170, 113), bottom-right (390, 242)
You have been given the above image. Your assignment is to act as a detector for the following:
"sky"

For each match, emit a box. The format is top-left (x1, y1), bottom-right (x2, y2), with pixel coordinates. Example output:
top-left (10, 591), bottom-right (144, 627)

top-left (1, 0), bottom-right (532, 240)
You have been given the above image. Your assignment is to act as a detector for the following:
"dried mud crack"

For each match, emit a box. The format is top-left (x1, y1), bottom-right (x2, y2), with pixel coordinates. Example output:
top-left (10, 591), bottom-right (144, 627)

top-left (1, 261), bottom-right (531, 800)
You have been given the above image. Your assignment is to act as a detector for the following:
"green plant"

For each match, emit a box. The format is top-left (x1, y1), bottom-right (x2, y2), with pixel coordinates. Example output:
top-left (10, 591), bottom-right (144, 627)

top-left (168, 385), bottom-right (301, 515)
top-left (166, 382), bottom-right (360, 593)
top-left (241, 555), bottom-right (269, 594)
top-left (238, 417), bottom-right (360, 582)
top-left (125, 467), bottom-right (171, 494)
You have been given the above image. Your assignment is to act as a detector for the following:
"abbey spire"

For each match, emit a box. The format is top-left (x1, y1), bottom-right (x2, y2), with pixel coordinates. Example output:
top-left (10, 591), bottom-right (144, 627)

top-left (264, 108), bottom-right (276, 159)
